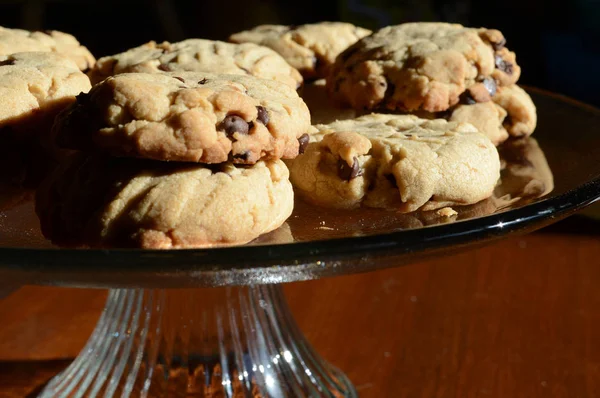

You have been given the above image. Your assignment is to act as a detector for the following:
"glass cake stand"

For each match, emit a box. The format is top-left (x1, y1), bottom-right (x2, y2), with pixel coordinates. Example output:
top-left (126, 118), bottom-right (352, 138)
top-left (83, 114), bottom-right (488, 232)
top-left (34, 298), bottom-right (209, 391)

top-left (0, 90), bottom-right (599, 397)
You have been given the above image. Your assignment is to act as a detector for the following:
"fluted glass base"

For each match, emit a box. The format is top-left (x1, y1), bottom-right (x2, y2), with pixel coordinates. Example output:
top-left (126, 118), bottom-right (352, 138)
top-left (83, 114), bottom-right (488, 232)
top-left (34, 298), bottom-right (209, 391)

top-left (40, 285), bottom-right (356, 397)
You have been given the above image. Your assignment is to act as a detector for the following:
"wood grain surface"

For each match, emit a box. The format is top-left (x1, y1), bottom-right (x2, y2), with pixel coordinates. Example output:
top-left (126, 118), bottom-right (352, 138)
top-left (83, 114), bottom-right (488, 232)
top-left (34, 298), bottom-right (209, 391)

top-left (0, 216), bottom-right (599, 398)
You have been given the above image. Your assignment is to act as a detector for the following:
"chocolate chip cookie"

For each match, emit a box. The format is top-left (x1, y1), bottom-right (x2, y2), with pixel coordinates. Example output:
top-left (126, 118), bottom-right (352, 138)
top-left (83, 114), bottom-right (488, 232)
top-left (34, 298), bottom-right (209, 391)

top-left (288, 114), bottom-right (500, 212)
top-left (88, 39), bottom-right (302, 89)
top-left (230, 22), bottom-right (371, 80)
top-left (0, 26), bottom-right (95, 71)
top-left (493, 85), bottom-right (537, 137)
top-left (54, 72), bottom-right (312, 164)
top-left (36, 154), bottom-right (294, 249)
top-left (446, 85), bottom-right (535, 144)
top-left (327, 23), bottom-right (521, 112)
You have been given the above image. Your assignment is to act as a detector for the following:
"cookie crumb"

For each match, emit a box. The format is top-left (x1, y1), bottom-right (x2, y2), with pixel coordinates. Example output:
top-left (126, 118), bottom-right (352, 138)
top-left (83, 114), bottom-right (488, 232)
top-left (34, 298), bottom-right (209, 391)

top-left (437, 207), bottom-right (458, 217)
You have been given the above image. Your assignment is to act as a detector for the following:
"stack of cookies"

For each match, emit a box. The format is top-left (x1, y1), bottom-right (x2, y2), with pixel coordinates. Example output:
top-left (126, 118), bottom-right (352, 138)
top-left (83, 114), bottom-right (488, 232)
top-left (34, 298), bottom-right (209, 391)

top-left (37, 71), bottom-right (311, 248)
top-left (229, 22), bottom-right (535, 213)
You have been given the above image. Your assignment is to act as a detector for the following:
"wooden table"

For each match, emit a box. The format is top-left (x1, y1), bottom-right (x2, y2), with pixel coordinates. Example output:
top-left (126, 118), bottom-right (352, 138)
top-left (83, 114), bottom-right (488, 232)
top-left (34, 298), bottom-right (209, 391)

top-left (1, 215), bottom-right (599, 398)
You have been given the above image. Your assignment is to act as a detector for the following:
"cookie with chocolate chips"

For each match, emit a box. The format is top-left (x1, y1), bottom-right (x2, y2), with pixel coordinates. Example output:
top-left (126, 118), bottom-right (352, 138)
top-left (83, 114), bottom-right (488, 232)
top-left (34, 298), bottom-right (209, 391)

top-left (88, 39), bottom-right (302, 89)
top-left (230, 22), bottom-right (371, 80)
top-left (53, 72), bottom-right (312, 164)
top-left (327, 23), bottom-right (521, 113)
top-left (446, 85), bottom-right (536, 145)
top-left (36, 153), bottom-right (294, 249)
top-left (288, 114), bottom-right (500, 212)
top-left (0, 26), bottom-right (95, 71)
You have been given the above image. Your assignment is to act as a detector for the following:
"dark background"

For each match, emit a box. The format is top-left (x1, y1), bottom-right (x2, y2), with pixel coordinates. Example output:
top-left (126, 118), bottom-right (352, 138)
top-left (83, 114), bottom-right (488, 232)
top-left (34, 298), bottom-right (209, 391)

top-left (1, 0), bottom-right (598, 106)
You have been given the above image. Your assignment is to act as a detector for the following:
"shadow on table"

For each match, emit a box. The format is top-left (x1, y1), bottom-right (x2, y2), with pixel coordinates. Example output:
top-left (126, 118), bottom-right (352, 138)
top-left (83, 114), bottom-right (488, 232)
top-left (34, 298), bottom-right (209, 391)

top-left (0, 359), bottom-right (71, 397)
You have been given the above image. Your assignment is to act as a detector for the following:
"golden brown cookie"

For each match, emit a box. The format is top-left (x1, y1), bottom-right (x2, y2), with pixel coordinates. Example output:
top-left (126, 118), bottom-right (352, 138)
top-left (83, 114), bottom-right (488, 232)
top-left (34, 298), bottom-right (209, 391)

top-left (230, 22), bottom-right (371, 80)
top-left (54, 72), bottom-right (312, 164)
top-left (88, 39), bottom-right (302, 89)
top-left (327, 23), bottom-right (520, 112)
top-left (0, 26), bottom-right (95, 71)
top-left (36, 154), bottom-right (294, 249)
top-left (288, 114), bottom-right (500, 212)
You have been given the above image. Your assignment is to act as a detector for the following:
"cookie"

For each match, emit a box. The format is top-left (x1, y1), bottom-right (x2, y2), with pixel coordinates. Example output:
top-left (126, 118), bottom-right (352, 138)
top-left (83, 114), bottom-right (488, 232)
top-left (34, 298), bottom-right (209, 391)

top-left (0, 52), bottom-right (91, 186)
top-left (448, 101), bottom-right (508, 145)
top-left (493, 85), bottom-right (537, 137)
top-left (88, 39), bottom-right (302, 89)
top-left (36, 154), bottom-right (294, 249)
top-left (327, 23), bottom-right (521, 112)
top-left (230, 22), bottom-right (371, 80)
top-left (54, 72), bottom-right (312, 164)
top-left (0, 52), bottom-right (91, 132)
top-left (0, 27), bottom-right (95, 71)
top-left (301, 79), bottom-right (357, 124)
top-left (288, 114), bottom-right (500, 212)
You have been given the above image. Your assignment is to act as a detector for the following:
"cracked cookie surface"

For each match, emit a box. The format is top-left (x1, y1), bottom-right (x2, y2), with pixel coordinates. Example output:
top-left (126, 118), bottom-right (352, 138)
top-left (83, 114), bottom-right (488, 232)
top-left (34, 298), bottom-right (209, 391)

top-left (36, 154), bottom-right (294, 249)
top-left (288, 113), bottom-right (500, 212)
top-left (327, 23), bottom-right (520, 112)
top-left (89, 39), bottom-right (302, 89)
top-left (54, 72), bottom-right (312, 164)
top-left (230, 22), bottom-right (371, 80)
top-left (0, 26), bottom-right (95, 71)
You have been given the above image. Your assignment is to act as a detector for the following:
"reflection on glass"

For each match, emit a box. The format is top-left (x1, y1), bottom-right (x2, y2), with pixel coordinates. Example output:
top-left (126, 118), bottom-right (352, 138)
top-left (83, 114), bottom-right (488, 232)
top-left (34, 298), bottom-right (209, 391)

top-left (494, 137), bottom-right (554, 209)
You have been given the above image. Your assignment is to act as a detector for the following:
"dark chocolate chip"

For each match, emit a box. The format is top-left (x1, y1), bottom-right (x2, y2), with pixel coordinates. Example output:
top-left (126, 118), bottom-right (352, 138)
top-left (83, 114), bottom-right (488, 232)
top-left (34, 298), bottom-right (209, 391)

top-left (338, 157), bottom-right (362, 181)
top-left (256, 106), bottom-right (270, 125)
top-left (233, 151), bottom-right (251, 161)
top-left (482, 77), bottom-right (497, 97)
top-left (198, 78), bottom-right (207, 84)
top-left (491, 37), bottom-right (507, 51)
top-left (158, 64), bottom-right (172, 72)
top-left (459, 91), bottom-right (477, 105)
top-left (384, 81), bottom-right (396, 100)
top-left (173, 76), bottom-right (185, 83)
top-left (438, 109), bottom-right (453, 119)
top-left (0, 59), bottom-right (16, 66)
top-left (75, 92), bottom-right (91, 105)
top-left (386, 174), bottom-right (398, 188)
top-left (298, 133), bottom-right (310, 154)
top-left (219, 115), bottom-right (249, 137)
top-left (495, 55), bottom-right (514, 75)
